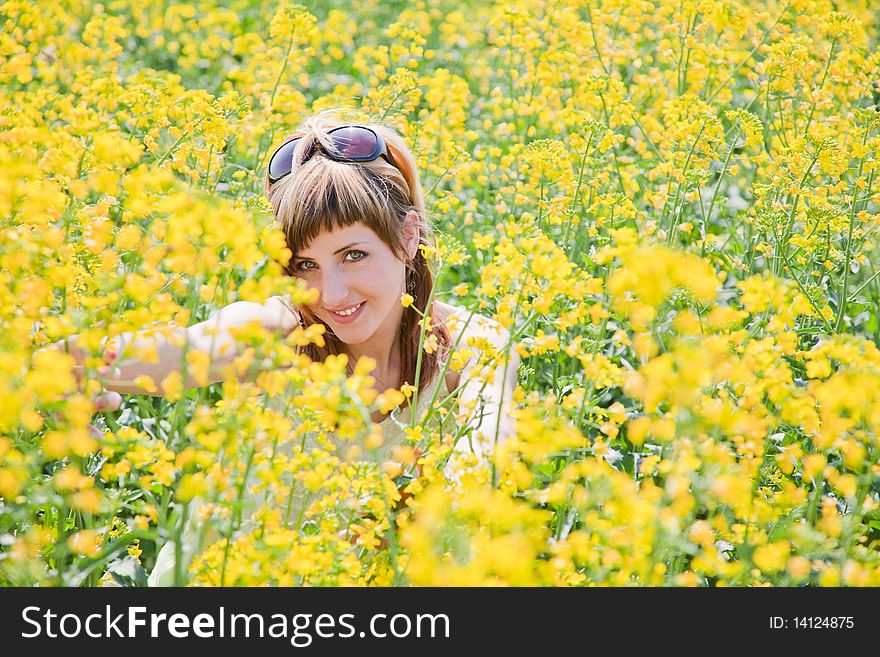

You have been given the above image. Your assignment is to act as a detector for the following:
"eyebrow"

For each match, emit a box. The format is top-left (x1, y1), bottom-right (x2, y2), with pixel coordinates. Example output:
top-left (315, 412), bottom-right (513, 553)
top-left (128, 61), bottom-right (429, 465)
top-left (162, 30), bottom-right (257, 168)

top-left (295, 242), bottom-right (366, 261)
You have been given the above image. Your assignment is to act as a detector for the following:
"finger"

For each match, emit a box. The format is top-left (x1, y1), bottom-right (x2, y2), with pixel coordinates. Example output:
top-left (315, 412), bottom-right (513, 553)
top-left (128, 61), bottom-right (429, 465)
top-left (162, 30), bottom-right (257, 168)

top-left (72, 364), bottom-right (85, 391)
top-left (103, 339), bottom-right (119, 364)
top-left (102, 333), bottom-right (128, 365)
top-left (97, 365), bottom-right (122, 381)
top-left (93, 391), bottom-right (122, 412)
top-left (46, 336), bottom-right (85, 391)
top-left (60, 335), bottom-right (85, 364)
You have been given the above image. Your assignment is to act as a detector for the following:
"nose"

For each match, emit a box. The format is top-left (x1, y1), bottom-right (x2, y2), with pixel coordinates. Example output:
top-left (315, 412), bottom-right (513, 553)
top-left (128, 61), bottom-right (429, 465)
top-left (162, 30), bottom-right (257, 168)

top-left (318, 270), bottom-right (351, 308)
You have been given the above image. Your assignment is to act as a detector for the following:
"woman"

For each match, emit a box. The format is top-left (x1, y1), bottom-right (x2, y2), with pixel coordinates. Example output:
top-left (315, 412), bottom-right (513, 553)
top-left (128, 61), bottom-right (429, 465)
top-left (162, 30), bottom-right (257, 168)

top-left (76, 110), bottom-right (519, 584)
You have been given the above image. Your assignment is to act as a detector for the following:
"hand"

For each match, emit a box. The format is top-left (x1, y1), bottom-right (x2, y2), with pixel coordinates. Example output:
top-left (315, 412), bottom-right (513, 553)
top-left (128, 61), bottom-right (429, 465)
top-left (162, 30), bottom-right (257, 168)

top-left (45, 332), bottom-right (123, 421)
top-left (92, 388), bottom-right (122, 413)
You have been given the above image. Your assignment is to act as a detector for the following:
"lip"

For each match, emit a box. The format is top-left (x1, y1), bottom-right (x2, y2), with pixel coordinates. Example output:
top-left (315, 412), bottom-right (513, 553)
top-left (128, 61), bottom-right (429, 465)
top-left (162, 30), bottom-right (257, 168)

top-left (326, 301), bottom-right (365, 324)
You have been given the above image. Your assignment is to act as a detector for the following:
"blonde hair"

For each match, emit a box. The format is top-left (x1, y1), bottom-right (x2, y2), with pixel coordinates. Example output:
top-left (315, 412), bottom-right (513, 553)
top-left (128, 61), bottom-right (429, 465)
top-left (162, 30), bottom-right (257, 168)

top-left (264, 109), bottom-right (451, 395)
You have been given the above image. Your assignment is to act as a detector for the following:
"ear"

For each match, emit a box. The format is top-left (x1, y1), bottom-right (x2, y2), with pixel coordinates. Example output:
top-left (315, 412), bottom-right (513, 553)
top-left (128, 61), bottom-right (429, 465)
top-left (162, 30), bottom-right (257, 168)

top-left (403, 210), bottom-right (420, 261)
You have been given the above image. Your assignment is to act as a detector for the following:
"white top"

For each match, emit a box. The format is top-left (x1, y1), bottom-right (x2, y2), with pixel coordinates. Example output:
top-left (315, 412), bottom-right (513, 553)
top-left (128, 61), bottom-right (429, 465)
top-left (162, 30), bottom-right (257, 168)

top-left (147, 302), bottom-right (518, 586)
top-left (147, 370), bottom-right (456, 587)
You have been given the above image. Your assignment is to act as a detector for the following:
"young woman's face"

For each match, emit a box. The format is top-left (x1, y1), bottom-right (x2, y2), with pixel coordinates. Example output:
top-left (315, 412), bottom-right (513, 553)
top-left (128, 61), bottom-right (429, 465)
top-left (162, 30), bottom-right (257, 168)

top-left (292, 221), bottom-right (415, 346)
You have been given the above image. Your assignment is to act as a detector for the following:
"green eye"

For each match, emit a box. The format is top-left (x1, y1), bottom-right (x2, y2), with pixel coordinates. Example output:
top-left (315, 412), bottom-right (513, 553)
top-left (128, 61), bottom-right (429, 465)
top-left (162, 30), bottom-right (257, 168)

top-left (295, 251), bottom-right (365, 272)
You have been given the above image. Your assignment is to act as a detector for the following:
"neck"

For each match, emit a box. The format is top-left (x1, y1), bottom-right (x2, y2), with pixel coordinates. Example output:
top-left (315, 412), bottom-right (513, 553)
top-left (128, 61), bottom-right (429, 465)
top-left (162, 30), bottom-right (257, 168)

top-left (344, 304), bottom-right (405, 384)
top-left (347, 341), bottom-right (399, 381)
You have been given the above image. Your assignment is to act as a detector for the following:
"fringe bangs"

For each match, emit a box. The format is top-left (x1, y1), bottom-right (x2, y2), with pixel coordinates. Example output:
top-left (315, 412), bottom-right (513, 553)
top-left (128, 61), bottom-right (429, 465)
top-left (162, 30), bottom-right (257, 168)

top-left (273, 157), bottom-right (413, 266)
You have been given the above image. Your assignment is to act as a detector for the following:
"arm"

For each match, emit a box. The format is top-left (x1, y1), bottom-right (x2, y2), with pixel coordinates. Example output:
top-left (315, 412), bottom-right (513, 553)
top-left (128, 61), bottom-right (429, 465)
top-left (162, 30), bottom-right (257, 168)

top-left (448, 311), bottom-right (521, 463)
top-left (100, 296), bottom-right (299, 395)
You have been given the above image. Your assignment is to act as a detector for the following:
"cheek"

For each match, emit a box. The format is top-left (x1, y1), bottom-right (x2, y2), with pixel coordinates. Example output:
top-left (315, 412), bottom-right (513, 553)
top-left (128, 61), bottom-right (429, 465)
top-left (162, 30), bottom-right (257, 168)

top-left (295, 275), bottom-right (316, 291)
top-left (355, 257), bottom-right (402, 289)
top-left (355, 272), bottom-right (390, 302)
top-left (292, 275), bottom-right (322, 311)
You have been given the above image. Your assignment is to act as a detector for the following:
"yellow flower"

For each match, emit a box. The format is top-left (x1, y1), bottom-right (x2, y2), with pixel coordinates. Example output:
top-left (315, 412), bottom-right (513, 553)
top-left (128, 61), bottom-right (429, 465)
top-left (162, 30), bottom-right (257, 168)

top-left (133, 375), bottom-right (158, 394)
top-left (175, 473), bottom-right (208, 502)
top-left (753, 541), bottom-right (790, 574)
top-left (376, 388), bottom-right (405, 414)
top-left (160, 371), bottom-right (184, 402)
top-left (71, 489), bottom-right (102, 514)
top-left (68, 530), bottom-right (101, 557)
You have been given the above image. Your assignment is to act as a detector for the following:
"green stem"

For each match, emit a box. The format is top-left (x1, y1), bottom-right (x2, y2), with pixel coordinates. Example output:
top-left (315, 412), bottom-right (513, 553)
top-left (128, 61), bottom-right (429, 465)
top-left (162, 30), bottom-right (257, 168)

top-left (283, 433), bottom-right (308, 528)
top-left (150, 119), bottom-right (204, 173)
top-left (270, 29), bottom-right (297, 109)
top-left (219, 442), bottom-right (256, 586)
top-left (835, 132), bottom-right (869, 332)
top-left (775, 240), bottom-right (833, 333)
top-left (419, 306), bottom-right (476, 427)
top-left (490, 319), bottom-right (518, 490)
top-left (802, 37), bottom-right (839, 139)
top-left (847, 265), bottom-right (880, 304)
top-left (779, 152), bottom-right (820, 255)
top-left (172, 501), bottom-right (190, 587)
top-left (666, 119), bottom-right (708, 244)
top-left (705, 1), bottom-right (791, 104)
top-left (409, 275), bottom-right (441, 428)
top-left (565, 130), bottom-right (595, 252)
top-left (700, 129), bottom-right (741, 259)
top-left (584, 3), bottom-right (609, 76)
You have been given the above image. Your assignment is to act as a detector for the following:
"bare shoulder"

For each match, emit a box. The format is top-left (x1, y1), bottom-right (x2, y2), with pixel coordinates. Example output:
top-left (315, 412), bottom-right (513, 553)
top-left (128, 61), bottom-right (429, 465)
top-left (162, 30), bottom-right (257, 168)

top-left (432, 299), bottom-right (459, 324)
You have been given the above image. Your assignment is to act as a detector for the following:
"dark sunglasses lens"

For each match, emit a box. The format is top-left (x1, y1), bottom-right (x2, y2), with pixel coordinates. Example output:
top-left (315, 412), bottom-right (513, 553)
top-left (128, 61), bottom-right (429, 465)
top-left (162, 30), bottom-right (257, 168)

top-left (268, 139), bottom-right (299, 181)
top-left (330, 127), bottom-right (379, 159)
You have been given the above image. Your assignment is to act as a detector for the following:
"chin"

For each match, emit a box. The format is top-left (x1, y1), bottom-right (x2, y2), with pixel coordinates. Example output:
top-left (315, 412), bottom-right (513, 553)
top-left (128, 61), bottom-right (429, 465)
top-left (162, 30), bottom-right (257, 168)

top-left (323, 319), bottom-right (374, 343)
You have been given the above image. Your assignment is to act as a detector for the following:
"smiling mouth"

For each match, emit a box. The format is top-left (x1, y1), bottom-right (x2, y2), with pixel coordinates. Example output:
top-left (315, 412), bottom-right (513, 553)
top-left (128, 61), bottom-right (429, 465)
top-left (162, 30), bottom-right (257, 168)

top-left (328, 302), bottom-right (365, 318)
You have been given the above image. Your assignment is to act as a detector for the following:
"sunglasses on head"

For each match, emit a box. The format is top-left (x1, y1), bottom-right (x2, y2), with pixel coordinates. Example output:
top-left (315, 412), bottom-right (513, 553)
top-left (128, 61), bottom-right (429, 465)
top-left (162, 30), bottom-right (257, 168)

top-left (267, 125), bottom-right (391, 184)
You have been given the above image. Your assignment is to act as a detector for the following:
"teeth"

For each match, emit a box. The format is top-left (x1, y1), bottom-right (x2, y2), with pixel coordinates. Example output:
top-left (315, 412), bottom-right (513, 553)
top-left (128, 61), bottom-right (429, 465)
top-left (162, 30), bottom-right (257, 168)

top-left (333, 303), bottom-right (362, 317)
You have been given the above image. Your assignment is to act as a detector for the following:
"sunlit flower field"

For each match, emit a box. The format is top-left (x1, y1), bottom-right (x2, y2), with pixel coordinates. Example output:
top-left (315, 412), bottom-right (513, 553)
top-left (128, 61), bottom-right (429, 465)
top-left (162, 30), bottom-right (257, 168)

top-left (2, 0), bottom-right (879, 587)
